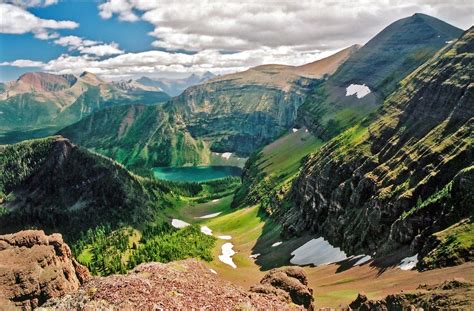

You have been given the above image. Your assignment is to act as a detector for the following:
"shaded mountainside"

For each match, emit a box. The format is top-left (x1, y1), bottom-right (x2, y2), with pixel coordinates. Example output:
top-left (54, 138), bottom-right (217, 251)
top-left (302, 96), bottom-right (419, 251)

top-left (277, 28), bottom-right (473, 264)
top-left (170, 46), bottom-right (357, 156)
top-left (297, 14), bottom-right (463, 140)
top-left (58, 105), bottom-right (210, 169)
top-left (0, 230), bottom-right (89, 310)
top-left (0, 72), bottom-right (169, 143)
top-left (0, 136), bottom-right (179, 238)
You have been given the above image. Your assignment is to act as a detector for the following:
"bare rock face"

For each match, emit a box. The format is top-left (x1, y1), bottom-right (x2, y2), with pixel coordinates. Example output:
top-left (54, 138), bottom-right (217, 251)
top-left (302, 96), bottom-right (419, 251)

top-left (0, 230), bottom-right (89, 310)
top-left (250, 266), bottom-right (314, 309)
top-left (41, 259), bottom-right (306, 310)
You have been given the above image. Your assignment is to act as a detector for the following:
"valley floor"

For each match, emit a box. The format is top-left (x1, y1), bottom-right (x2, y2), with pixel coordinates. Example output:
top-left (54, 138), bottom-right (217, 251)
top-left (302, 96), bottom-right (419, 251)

top-left (167, 194), bottom-right (474, 308)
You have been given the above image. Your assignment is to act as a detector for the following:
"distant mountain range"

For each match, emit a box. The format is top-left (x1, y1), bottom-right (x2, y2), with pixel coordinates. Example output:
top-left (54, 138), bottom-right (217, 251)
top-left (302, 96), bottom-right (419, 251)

top-left (137, 71), bottom-right (216, 96)
top-left (59, 45), bottom-right (357, 169)
top-left (0, 71), bottom-right (170, 143)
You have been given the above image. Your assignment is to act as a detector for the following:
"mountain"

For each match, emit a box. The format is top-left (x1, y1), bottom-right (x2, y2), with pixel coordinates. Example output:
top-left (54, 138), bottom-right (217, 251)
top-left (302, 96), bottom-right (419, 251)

top-left (58, 105), bottom-right (211, 169)
top-left (168, 45), bottom-right (357, 156)
top-left (273, 28), bottom-right (473, 268)
top-left (137, 71), bottom-right (216, 96)
top-left (0, 72), bottom-right (170, 143)
top-left (0, 136), bottom-right (177, 238)
top-left (297, 13), bottom-right (463, 140)
top-left (59, 46), bottom-right (357, 168)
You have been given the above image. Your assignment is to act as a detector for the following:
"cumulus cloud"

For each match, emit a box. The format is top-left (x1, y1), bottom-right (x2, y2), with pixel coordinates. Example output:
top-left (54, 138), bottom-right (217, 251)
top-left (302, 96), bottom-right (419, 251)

top-left (98, 0), bottom-right (473, 52)
top-left (0, 59), bottom-right (46, 67)
top-left (98, 0), bottom-right (139, 22)
top-left (0, 3), bottom-right (78, 39)
top-left (78, 43), bottom-right (124, 56)
top-left (3, 0), bottom-right (58, 7)
top-left (53, 35), bottom-right (124, 56)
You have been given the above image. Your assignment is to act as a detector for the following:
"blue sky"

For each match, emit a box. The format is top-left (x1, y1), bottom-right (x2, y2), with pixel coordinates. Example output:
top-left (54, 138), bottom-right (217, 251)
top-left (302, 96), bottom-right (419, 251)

top-left (0, 0), bottom-right (472, 82)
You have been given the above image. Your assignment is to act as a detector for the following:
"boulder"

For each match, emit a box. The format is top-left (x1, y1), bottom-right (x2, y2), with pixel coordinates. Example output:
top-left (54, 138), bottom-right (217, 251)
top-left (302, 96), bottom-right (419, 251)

top-left (0, 230), bottom-right (89, 310)
top-left (250, 266), bottom-right (314, 309)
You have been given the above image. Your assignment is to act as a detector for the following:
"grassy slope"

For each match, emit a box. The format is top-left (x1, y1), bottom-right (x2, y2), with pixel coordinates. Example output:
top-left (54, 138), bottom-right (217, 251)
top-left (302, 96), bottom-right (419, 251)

top-left (234, 128), bottom-right (322, 209)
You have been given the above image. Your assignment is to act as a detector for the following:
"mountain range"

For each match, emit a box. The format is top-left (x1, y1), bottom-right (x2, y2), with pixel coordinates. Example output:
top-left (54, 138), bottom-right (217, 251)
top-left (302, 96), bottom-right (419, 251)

top-left (0, 12), bottom-right (472, 310)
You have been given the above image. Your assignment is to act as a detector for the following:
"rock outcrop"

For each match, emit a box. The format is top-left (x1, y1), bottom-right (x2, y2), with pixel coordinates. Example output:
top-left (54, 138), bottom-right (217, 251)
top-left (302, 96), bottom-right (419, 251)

top-left (40, 259), bottom-right (309, 310)
top-left (347, 280), bottom-right (473, 310)
top-left (250, 266), bottom-right (314, 309)
top-left (0, 230), bottom-right (89, 310)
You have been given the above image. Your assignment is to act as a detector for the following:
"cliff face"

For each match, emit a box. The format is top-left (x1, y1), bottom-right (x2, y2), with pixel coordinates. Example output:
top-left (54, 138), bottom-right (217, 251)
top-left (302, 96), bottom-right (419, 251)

top-left (0, 230), bottom-right (89, 310)
top-left (280, 29), bottom-right (473, 259)
top-left (171, 78), bottom-right (315, 155)
top-left (167, 47), bottom-right (356, 157)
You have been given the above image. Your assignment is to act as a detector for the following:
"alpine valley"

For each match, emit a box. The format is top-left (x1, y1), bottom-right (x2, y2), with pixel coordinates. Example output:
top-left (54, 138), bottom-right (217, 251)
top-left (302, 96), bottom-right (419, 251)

top-left (0, 7), bottom-right (472, 311)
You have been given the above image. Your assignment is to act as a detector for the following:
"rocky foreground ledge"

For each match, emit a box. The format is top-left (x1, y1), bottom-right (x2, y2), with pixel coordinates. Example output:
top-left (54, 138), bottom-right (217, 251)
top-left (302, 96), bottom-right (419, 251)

top-left (0, 230), bottom-right (89, 310)
top-left (1, 230), bottom-right (313, 310)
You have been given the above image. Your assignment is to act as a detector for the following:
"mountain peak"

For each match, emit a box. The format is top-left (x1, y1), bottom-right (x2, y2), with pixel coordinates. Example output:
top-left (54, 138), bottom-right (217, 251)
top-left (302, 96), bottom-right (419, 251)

top-left (79, 71), bottom-right (104, 85)
top-left (15, 72), bottom-right (77, 92)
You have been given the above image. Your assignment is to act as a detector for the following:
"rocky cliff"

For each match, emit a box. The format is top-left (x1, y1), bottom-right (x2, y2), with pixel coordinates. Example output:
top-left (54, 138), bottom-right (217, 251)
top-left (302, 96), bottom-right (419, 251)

top-left (278, 28), bottom-right (473, 263)
top-left (170, 46), bottom-right (356, 156)
top-left (0, 230), bottom-right (89, 310)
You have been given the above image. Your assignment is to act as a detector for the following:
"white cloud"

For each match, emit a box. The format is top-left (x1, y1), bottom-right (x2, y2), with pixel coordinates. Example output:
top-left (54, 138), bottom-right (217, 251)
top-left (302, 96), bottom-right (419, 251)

top-left (98, 0), bottom-right (139, 22)
top-left (0, 3), bottom-right (78, 39)
top-left (98, 0), bottom-right (473, 52)
top-left (53, 35), bottom-right (123, 56)
top-left (78, 43), bottom-right (124, 56)
top-left (0, 59), bottom-right (46, 67)
top-left (54, 35), bottom-right (98, 49)
top-left (3, 0), bottom-right (58, 7)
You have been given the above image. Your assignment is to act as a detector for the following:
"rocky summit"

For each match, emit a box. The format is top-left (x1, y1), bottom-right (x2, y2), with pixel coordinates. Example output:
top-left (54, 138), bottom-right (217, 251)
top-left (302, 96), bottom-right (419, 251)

top-left (0, 230), bottom-right (89, 310)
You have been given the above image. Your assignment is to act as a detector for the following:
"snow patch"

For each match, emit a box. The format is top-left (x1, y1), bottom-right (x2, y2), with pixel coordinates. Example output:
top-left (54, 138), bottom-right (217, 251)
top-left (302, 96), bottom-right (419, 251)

top-left (211, 199), bottom-right (219, 202)
top-left (218, 235), bottom-right (232, 240)
top-left (272, 241), bottom-right (283, 247)
top-left (171, 219), bottom-right (190, 228)
top-left (221, 152), bottom-right (232, 160)
top-left (209, 268), bottom-right (217, 274)
top-left (249, 253), bottom-right (261, 259)
top-left (197, 212), bottom-right (222, 219)
top-left (200, 226), bottom-right (213, 236)
top-left (290, 237), bottom-right (347, 266)
top-left (346, 84), bottom-right (371, 99)
top-left (292, 128), bottom-right (298, 133)
top-left (398, 254), bottom-right (418, 270)
top-left (218, 243), bottom-right (237, 268)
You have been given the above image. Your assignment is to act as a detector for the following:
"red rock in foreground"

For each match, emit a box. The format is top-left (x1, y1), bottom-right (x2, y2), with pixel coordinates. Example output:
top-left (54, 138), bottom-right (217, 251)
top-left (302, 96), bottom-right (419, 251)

top-left (0, 230), bottom-right (89, 310)
top-left (40, 260), bottom-right (308, 310)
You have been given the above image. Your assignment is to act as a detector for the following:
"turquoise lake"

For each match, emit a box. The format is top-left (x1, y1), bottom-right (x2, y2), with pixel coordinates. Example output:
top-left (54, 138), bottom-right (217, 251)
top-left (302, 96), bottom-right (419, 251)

top-left (153, 166), bottom-right (242, 182)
